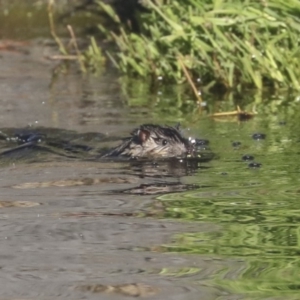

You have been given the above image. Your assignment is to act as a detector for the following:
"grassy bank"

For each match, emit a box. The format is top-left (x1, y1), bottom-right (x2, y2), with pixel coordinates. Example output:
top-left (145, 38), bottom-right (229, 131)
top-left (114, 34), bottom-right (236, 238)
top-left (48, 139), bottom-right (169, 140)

top-left (96, 0), bottom-right (300, 92)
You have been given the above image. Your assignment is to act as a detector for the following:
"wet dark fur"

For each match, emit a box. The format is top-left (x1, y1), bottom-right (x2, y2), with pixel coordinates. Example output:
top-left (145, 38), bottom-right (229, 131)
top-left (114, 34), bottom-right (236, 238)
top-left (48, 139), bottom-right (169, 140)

top-left (102, 124), bottom-right (193, 159)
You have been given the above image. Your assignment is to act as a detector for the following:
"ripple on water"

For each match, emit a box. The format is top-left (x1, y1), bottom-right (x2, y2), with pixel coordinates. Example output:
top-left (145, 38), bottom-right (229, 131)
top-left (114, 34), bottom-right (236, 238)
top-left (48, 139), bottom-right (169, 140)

top-left (0, 200), bottom-right (40, 208)
top-left (77, 283), bottom-right (159, 297)
top-left (1, 58), bottom-right (300, 300)
top-left (150, 127), bottom-right (300, 299)
top-left (157, 182), bottom-right (300, 223)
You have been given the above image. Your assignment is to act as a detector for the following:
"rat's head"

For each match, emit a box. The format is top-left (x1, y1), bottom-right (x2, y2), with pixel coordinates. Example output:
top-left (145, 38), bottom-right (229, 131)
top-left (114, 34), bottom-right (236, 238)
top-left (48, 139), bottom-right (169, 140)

top-left (127, 124), bottom-right (193, 158)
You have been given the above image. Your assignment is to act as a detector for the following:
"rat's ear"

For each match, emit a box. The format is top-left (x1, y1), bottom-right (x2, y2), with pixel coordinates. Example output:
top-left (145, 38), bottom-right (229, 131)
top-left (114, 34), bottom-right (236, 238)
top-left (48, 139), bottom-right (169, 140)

top-left (137, 129), bottom-right (150, 143)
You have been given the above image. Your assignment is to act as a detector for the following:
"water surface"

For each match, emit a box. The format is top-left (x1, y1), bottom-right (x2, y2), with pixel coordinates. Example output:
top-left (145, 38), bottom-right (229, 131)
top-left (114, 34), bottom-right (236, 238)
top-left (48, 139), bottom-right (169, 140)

top-left (1, 2), bottom-right (300, 299)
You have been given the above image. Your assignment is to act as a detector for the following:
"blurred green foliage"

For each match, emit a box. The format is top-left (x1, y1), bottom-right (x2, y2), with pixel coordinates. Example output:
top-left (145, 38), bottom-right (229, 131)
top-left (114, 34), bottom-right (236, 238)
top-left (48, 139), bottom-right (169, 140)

top-left (83, 36), bottom-right (106, 71)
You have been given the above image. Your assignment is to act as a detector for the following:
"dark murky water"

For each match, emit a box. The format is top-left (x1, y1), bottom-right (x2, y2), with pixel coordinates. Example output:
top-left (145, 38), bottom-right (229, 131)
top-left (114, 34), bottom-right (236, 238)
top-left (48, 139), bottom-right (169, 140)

top-left (1, 2), bottom-right (300, 300)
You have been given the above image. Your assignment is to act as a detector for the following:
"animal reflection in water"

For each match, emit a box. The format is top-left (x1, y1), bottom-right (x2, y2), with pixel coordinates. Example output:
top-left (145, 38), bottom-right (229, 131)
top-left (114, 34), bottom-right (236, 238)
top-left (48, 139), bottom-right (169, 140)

top-left (0, 124), bottom-right (214, 195)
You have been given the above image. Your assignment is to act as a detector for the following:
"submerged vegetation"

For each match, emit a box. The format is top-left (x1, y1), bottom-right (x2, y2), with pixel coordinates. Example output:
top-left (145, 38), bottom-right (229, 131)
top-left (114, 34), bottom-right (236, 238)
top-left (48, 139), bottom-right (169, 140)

top-left (96, 0), bottom-right (300, 91)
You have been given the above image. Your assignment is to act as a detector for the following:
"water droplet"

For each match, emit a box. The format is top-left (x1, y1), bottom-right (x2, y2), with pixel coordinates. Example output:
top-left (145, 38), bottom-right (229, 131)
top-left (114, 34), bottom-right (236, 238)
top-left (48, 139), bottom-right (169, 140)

top-left (242, 155), bottom-right (254, 161)
top-left (232, 141), bottom-right (241, 147)
top-left (248, 162), bottom-right (262, 168)
top-left (252, 133), bottom-right (266, 140)
top-left (195, 139), bottom-right (209, 146)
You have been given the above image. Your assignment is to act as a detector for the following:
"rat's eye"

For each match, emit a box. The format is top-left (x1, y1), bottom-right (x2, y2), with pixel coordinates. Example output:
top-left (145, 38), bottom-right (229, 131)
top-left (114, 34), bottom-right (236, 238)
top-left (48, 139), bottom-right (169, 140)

top-left (162, 139), bottom-right (168, 146)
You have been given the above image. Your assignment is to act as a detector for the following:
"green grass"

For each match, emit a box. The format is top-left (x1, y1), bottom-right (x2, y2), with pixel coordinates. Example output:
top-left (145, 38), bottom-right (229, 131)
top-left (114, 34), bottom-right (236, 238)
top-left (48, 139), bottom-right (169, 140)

top-left (96, 0), bottom-right (300, 91)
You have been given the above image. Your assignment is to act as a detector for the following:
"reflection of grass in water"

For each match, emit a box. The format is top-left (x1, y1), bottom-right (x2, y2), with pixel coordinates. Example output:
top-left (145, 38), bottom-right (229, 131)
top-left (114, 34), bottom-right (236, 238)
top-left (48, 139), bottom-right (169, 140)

top-left (158, 211), bottom-right (300, 297)
top-left (216, 259), bottom-right (300, 299)
top-left (152, 126), bottom-right (300, 298)
top-left (158, 267), bottom-right (201, 277)
top-left (162, 224), bottom-right (300, 257)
